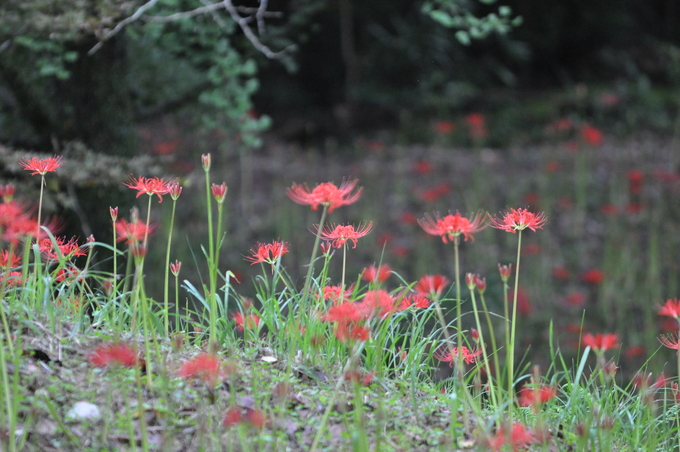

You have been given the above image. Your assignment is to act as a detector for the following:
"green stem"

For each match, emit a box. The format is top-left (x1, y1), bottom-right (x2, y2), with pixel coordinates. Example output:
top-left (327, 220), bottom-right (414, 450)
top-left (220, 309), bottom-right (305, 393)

top-left (163, 199), bottom-right (177, 336)
top-left (468, 288), bottom-right (497, 407)
top-left (508, 230), bottom-right (523, 417)
top-left (300, 205), bottom-right (329, 311)
top-left (479, 292), bottom-right (502, 403)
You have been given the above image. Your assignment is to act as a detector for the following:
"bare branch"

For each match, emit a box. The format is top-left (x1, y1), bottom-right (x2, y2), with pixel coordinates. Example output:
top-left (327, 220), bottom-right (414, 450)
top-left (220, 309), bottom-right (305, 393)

top-left (222, 0), bottom-right (295, 59)
top-left (88, 0), bottom-right (161, 55)
top-left (143, 4), bottom-right (282, 22)
top-left (256, 0), bottom-right (269, 36)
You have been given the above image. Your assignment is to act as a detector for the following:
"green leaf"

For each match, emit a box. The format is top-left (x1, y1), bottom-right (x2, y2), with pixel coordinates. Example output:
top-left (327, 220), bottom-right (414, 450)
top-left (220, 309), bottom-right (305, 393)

top-left (455, 30), bottom-right (470, 45)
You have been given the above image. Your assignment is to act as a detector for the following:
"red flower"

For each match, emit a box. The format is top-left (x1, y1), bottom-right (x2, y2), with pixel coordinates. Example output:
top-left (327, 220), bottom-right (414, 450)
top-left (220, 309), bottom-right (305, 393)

top-left (287, 179), bottom-right (362, 213)
top-left (89, 343), bottom-right (138, 368)
top-left (123, 176), bottom-right (175, 203)
top-left (498, 263), bottom-right (512, 281)
top-left (518, 385), bottom-right (557, 408)
top-left (362, 289), bottom-right (398, 319)
top-left (39, 236), bottom-right (86, 261)
top-left (488, 422), bottom-right (534, 452)
top-left (564, 292), bottom-right (586, 306)
top-left (0, 250), bottom-right (21, 268)
top-left (362, 264), bottom-right (392, 283)
top-left (581, 269), bottom-right (604, 285)
top-left (465, 113), bottom-right (488, 139)
top-left (404, 294), bottom-right (431, 309)
top-left (414, 274), bottom-right (450, 299)
top-left (315, 222), bottom-right (373, 249)
top-left (211, 182), bottom-right (227, 203)
top-left (659, 333), bottom-right (680, 353)
top-left (233, 312), bottom-right (261, 331)
top-left (0, 184), bottom-right (14, 202)
top-left (414, 160), bottom-right (433, 174)
top-left (489, 208), bottom-right (547, 233)
top-left (512, 287), bottom-right (532, 315)
top-left (433, 120), bottom-right (456, 134)
top-left (115, 218), bottom-right (154, 244)
top-left (322, 285), bottom-right (354, 303)
top-left (418, 211), bottom-right (485, 243)
top-left (222, 407), bottom-right (242, 427)
top-left (581, 124), bottom-right (603, 146)
top-left (475, 275), bottom-right (486, 293)
top-left (244, 241), bottom-right (289, 265)
top-left (582, 333), bottom-right (619, 352)
top-left (170, 259), bottom-right (181, 276)
top-left (418, 182), bottom-right (450, 202)
top-left (19, 155), bottom-right (64, 176)
top-left (399, 212), bottom-right (417, 225)
top-left (552, 267), bottom-right (570, 280)
top-left (658, 299), bottom-right (680, 319)
top-left (178, 353), bottom-right (221, 385)
top-left (434, 345), bottom-right (482, 365)
top-left (628, 170), bottom-right (643, 195)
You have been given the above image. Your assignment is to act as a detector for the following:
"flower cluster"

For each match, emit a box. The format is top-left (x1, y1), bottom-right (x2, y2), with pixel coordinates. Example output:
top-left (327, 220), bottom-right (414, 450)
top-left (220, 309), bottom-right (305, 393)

top-left (418, 211), bottom-right (485, 243)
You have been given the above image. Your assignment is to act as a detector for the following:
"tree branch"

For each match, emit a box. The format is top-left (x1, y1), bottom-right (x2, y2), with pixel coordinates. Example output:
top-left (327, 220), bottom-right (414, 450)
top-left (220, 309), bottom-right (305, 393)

top-left (88, 0), bottom-right (161, 55)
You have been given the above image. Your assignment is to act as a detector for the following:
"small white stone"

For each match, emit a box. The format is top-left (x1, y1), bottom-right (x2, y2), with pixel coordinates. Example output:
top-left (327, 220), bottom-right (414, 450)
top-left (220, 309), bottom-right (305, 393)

top-left (66, 401), bottom-right (101, 421)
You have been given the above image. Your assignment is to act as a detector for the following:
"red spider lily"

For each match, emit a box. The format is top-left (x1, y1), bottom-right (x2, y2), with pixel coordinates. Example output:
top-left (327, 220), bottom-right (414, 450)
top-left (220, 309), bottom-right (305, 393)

top-left (580, 124), bottom-right (603, 146)
top-left (475, 275), bottom-right (486, 293)
top-left (658, 298), bottom-right (680, 319)
top-left (168, 182), bottom-right (183, 200)
top-left (552, 266), bottom-right (570, 280)
top-left (123, 175), bottom-right (175, 203)
top-left (418, 211), bottom-right (485, 243)
top-left (19, 155), bottom-right (64, 176)
top-left (115, 218), bottom-right (155, 245)
top-left (0, 184), bottom-right (14, 202)
top-left (414, 160), bottom-right (433, 174)
top-left (497, 263), bottom-right (512, 281)
top-left (434, 345), bottom-right (482, 366)
top-left (419, 182), bottom-right (451, 202)
top-left (414, 274), bottom-right (450, 299)
top-left (39, 236), bottom-right (86, 261)
top-left (624, 346), bottom-right (645, 359)
top-left (232, 312), bottom-right (261, 331)
top-left (518, 385), bottom-right (557, 408)
top-left (315, 222), bottom-right (373, 249)
top-left (362, 289), bottom-right (399, 319)
top-left (322, 285), bottom-right (354, 303)
top-left (335, 323), bottom-right (370, 342)
top-left (362, 264), bottom-right (392, 283)
top-left (89, 343), bottom-right (139, 368)
top-left (433, 120), bottom-right (455, 134)
top-left (55, 264), bottom-right (83, 283)
top-left (243, 241), bottom-right (289, 265)
top-left (0, 271), bottom-right (23, 286)
top-left (345, 369), bottom-right (375, 386)
top-left (222, 407), bottom-right (242, 427)
top-left (489, 208), bottom-right (547, 233)
top-left (581, 269), bottom-right (604, 284)
top-left (178, 353), bottom-right (222, 385)
top-left (211, 182), bottom-right (227, 203)
top-left (323, 301), bottom-right (365, 324)
top-left (404, 294), bottom-right (431, 309)
top-left (109, 206), bottom-right (118, 221)
top-left (465, 273), bottom-right (477, 289)
top-left (512, 287), bottom-right (532, 315)
top-left (658, 333), bottom-right (679, 354)
top-left (582, 333), bottom-right (619, 352)
top-left (170, 260), bottom-right (181, 276)
top-left (628, 170), bottom-right (643, 195)
top-left (0, 250), bottom-right (20, 268)
top-left (564, 292), bottom-right (586, 306)
top-left (399, 212), bottom-right (417, 225)
top-left (287, 179), bottom-right (362, 213)
top-left (488, 422), bottom-right (534, 452)
top-left (201, 154), bottom-right (211, 171)
top-left (465, 113), bottom-right (488, 139)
